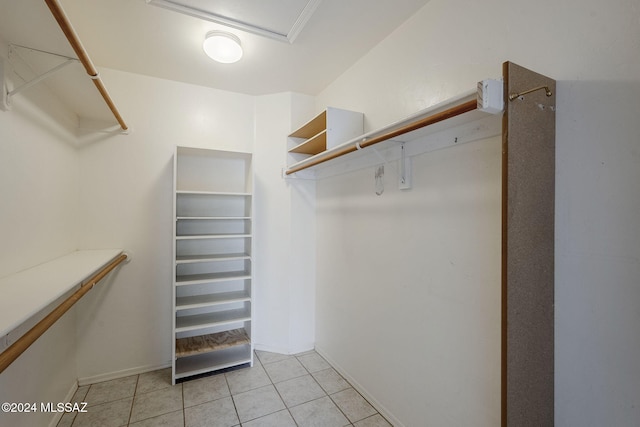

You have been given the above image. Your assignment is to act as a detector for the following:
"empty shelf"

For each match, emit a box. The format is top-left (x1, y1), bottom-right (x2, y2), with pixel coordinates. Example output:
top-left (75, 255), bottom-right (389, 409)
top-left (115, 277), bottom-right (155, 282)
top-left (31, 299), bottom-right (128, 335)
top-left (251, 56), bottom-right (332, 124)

top-left (175, 307), bottom-right (251, 332)
top-left (175, 291), bottom-right (251, 311)
top-left (176, 253), bottom-right (251, 264)
top-left (175, 271), bottom-right (252, 285)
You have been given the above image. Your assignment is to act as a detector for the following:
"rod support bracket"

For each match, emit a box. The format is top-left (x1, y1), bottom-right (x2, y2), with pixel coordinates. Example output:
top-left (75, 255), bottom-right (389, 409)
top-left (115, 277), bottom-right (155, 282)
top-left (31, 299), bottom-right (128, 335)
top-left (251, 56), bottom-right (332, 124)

top-left (399, 143), bottom-right (412, 190)
top-left (508, 85), bottom-right (553, 101)
top-left (0, 58), bottom-right (11, 111)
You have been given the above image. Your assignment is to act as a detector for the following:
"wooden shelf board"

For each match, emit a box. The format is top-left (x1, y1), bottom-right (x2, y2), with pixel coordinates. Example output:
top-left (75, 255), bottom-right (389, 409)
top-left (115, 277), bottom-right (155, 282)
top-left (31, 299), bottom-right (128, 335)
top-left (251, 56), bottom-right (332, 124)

top-left (176, 291), bottom-right (251, 310)
top-left (289, 130), bottom-right (327, 155)
top-left (289, 110), bottom-right (326, 138)
top-left (175, 328), bottom-right (250, 358)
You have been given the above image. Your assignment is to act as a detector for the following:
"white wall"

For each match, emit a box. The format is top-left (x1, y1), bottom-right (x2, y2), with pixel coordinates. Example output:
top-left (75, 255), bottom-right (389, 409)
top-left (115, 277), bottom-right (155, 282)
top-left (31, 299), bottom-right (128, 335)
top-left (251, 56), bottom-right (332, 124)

top-left (253, 92), bottom-right (317, 354)
top-left (0, 65), bottom-right (318, 425)
top-left (75, 69), bottom-right (255, 381)
top-left (0, 41), bottom-right (81, 427)
top-left (314, 0), bottom-right (640, 426)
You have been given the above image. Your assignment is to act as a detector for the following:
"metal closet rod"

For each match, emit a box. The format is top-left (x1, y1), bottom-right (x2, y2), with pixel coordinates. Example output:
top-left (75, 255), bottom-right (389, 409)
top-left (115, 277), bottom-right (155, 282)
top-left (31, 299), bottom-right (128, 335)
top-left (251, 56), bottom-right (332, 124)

top-left (44, 0), bottom-right (129, 132)
top-left (285, 98), bottom-right (479, 175)
top-left (0, 253), bottom-right (128, 375)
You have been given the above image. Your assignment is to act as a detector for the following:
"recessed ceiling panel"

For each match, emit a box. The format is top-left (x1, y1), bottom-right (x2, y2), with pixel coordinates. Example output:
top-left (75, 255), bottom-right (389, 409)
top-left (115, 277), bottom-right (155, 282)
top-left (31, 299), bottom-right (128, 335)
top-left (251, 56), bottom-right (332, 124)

top-left (146, 0), bottom-right (321, 42)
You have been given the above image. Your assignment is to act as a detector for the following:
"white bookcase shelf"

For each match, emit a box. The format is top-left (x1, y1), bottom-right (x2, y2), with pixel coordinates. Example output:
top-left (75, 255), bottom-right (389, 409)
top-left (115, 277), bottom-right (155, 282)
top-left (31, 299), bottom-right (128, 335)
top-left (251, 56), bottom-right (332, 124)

top-left (172, 146), bottom-right (253, 383)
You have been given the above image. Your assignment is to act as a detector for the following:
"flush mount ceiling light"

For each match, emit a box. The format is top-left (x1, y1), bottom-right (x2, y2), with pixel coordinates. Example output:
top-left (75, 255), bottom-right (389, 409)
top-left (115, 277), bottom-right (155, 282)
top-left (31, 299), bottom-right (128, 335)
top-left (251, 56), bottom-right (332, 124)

top-left (203, 31), bottom-right (243, 63)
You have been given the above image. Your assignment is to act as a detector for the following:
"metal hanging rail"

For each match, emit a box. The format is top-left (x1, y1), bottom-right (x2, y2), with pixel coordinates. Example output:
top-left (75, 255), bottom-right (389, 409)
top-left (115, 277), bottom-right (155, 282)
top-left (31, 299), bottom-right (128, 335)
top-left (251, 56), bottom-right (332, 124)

top-left (0, 253), bottom-right (128, 374)
top-left (44, 0), bottom-right (129, 132)
top-left (285, 98), bottom-right (479, 176)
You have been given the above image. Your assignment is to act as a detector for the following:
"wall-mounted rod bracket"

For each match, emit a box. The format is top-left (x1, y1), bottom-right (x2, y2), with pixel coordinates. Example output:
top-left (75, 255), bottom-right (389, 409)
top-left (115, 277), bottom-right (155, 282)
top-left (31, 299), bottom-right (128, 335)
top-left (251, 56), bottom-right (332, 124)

top-left (8, 58), bottom-right (78, 97)
top-left (0, 58), bottom-right (9, 111)
top-left (398, 143), bottom-right (412, 190)
top-left (508, 85), bottom-right (553, 101)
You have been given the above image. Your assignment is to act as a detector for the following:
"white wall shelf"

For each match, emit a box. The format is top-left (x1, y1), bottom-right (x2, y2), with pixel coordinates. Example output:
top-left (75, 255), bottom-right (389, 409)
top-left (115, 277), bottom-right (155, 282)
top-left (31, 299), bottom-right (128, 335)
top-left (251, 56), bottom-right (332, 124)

top-left (172, 146), bottom-right (253, 384)
top-left (0, 249), bottom-right (124, 350)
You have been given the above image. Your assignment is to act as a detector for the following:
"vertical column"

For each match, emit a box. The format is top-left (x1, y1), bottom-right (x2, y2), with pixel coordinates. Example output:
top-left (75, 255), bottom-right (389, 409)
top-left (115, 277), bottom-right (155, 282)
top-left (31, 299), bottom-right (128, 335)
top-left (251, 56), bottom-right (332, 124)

top-left (502, 62), bottom-right (556, 426)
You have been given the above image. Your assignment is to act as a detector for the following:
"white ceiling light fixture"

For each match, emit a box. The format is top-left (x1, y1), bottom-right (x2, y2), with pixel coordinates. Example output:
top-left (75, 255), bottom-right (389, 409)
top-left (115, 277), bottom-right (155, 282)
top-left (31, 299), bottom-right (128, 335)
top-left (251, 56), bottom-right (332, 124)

top-left (147, 0), bottom-right (322, 44)
top-left (203, 31), bottom-right (243, 63)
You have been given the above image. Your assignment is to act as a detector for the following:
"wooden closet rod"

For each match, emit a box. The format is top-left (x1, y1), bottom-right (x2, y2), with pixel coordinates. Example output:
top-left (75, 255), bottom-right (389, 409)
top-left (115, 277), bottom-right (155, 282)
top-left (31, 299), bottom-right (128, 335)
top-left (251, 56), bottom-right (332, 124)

top-left (285, 98), bottom-right (478, 175)
top-left (0, 253), bottom-right (128, 375)
top-left (44, 0), bottom-right (129, 132)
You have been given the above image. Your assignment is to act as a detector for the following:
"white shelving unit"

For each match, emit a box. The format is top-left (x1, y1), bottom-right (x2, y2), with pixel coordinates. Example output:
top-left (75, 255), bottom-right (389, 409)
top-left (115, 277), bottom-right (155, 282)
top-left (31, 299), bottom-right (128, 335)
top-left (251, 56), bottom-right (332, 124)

top-left (172, 146), bottom-right (253, 384)
top-left (287, 107), bottom-right (363, 169)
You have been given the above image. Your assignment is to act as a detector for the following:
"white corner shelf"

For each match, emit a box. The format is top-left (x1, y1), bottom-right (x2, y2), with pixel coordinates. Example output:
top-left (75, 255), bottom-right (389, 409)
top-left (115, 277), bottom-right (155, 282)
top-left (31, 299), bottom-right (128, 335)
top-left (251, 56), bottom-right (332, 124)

top-left (172, 146), bottom-right (254, 384)
top-left (287, 107), bottom-right (364, 169)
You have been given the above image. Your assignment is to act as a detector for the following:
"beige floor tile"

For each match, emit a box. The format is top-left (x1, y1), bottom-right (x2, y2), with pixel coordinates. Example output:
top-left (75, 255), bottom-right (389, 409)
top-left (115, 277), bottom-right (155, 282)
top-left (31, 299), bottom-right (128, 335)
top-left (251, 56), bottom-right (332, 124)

top-left (254, 350), bottom-right (292, 365)
top-left (136, 368), bottom-right (172, 395)
top-left (354, 414), bottom-right (393, 427)
top-left (73, 350), bottom-right (388, 427)
top-left (225, 364), bottom-right (271, 395)
top-left (72, 385), bottom-right (90, 403)
top-left (241, 409), bottom-right (297, 427)
top-left (128, 409), bottom-right (185, 427)
top-left (331, 388), bottom-right (377, 423)
top-left (274, 375), bottom-right (326, 408)
top-left (232, 384), bottom-right (286, 423)
top-left (262, 358), bottom-right (307, 383)
top-left (85, 376), bottom-right (138, 407)
top-left (184, 397), bottom-right (239, 427)
top-left (56, 412), bottom-right (76, 427)
top-left (289, 396), bottom-right (350, 427)
top-left (130, 385), bottom-right (183, 423)
top-left (71, 397), bottom-right (132, 427)
top-left (312, 368), bottom-right (351, 394)
top-left (183, 373), bottom-right (230, 407)
top-left (297, 351), bottom-right (331, 373)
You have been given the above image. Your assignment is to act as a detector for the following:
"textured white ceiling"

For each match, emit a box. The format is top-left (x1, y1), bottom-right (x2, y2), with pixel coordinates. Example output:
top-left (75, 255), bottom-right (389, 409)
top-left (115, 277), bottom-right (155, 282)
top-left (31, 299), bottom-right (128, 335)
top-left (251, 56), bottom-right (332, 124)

top-left (0, 0), bottom-right (430, 121)
top-left (148, 0), bottom-right (317, 38)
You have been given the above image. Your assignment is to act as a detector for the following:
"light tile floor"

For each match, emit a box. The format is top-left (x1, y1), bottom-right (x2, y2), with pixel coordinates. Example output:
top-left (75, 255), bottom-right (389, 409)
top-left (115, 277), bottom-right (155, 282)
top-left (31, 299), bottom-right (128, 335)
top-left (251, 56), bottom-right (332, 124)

top-left (57, 350), bottom-right (393, 427)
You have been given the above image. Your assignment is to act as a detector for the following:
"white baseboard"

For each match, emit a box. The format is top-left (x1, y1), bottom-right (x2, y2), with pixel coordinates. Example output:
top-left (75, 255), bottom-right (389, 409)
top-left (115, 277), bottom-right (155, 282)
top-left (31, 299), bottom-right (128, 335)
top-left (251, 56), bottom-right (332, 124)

top-left (314, 345), bottom-right (403, 427)
top-left (78, 362), bottom-right (171, 386)
top-left (253, 342), bottom-right (315, 356)
top-left (47, 380), bottom-right (78, 427)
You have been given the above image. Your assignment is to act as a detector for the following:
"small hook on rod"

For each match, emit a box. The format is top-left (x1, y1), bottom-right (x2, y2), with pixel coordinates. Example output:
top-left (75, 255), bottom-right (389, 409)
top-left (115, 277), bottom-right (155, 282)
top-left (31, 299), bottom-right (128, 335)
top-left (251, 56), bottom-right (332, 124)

top-left (508, 85), bottom-right (553, 101)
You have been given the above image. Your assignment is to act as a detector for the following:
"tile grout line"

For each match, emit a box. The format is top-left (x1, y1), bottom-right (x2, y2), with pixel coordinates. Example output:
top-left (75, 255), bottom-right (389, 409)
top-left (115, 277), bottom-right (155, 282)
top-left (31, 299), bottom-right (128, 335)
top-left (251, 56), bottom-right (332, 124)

top-left (181, 376), bottom-right (186, 427)
top-left (223, 367), bottom-right (242, 426)
top-left (126, 374), bottom-right (140, 427)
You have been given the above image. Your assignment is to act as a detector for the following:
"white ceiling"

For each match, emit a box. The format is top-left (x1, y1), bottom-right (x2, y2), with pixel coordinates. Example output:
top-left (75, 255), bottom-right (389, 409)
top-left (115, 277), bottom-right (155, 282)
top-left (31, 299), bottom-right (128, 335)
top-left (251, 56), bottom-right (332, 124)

top-left (0, 0), bottom-right (429, 121)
